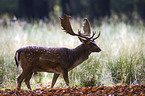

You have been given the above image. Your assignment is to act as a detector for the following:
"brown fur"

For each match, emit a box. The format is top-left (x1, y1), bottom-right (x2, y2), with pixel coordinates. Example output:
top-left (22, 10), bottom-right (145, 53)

top-left (15, 14), bottom-right (101, 89)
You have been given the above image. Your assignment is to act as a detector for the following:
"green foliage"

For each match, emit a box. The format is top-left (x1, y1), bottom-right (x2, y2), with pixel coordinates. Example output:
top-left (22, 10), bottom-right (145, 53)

top-left (0, 17), bottom-right (145, 89)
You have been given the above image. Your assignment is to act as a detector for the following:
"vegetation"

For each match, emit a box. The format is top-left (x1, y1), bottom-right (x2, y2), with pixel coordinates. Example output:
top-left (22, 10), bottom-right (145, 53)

top-left (0, 0), bottom-right (144, 20)
top-left (0, 17), bottom-right (145, 90)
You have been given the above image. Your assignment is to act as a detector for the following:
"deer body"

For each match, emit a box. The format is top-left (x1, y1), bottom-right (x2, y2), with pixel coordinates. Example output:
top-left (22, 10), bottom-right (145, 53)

top-left (16, 44), bottom-right (92, 73)
top-left (15, 14), bottom-right (101, 89)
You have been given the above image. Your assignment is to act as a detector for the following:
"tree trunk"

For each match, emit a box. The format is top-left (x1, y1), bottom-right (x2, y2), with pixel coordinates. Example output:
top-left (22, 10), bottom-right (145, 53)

top-left (138, 0), bottom-right (145, 21)
top-left (89, 0), bottom-right (110, 19)
top-left (17, 0), bottom-right (52, 19)
top-left (61, 0), bottom-right (71, 15)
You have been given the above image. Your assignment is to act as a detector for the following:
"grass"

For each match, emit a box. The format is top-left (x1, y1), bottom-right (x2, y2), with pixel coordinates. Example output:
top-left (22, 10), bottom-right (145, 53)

top-left (0, 17), bottom-right (145, 90)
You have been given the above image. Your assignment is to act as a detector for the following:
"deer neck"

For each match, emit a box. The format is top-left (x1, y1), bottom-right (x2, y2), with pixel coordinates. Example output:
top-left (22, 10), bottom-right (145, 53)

top-left (68, 44), bottom-right (91, 70)
top-left (72, 44), bottom-right (91, 57)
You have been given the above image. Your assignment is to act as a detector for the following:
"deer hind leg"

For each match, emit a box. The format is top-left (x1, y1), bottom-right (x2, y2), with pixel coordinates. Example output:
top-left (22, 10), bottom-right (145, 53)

top-left (24, 72), bottom-right (33, 90)
top-left (51, 73), bottom-right (60, 88)
top-left (17, 69), bottom-right (32, 89)
top-left (62, 69), bottom-right (69, 86)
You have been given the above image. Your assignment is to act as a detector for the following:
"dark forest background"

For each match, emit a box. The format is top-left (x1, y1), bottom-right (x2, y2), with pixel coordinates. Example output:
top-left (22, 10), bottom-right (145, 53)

top-left (0, 0), bottom-right (145, 21)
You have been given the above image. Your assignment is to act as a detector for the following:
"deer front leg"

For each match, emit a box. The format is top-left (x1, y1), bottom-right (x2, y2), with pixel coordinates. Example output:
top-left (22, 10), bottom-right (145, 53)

top-left (62, 69), bottom-right (69, 86)
top-left (51, 73), bottom-right (60, 88)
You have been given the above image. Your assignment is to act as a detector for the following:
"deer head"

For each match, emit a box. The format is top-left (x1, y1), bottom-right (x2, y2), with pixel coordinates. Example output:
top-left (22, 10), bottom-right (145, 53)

top-left (60, 14), bottom-right (101, 53)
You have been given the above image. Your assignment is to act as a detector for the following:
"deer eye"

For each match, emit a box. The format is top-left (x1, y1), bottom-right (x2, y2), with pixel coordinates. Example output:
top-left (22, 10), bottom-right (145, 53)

top-left (90, 41), bottom-right (97, 46)
top-left (90, 43), bottom-right (95, 46)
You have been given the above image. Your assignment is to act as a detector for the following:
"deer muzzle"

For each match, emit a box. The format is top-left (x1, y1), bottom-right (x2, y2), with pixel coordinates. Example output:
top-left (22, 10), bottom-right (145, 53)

top-left (96, 47), bottom-right (101, 52)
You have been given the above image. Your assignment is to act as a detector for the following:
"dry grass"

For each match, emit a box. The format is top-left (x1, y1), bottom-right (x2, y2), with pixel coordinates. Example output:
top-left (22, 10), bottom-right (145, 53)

top-left (0, 18), bottom-right (145, 89)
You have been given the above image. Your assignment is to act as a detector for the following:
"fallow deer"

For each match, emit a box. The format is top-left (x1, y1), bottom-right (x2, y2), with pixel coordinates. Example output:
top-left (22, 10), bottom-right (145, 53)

top-left (14, 14), bottom-right (101, 90)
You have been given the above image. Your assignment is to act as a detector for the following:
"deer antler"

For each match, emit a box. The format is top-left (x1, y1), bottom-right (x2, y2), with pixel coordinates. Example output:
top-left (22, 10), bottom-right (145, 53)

top-left (83, 18), bottom-right (91, 36)
top-left (60, 14), bottom-right (89, 39)
top-left (60, 14), bottom-right (76, 36)
top-left (93, 31), bottom-right (101, 40)
top-left (82, 18), bottom-right (101, 40)
top-left (60, 14), bottom-right (100, 41)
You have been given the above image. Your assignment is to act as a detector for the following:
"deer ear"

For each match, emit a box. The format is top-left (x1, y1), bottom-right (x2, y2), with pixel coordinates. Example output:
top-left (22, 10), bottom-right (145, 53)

top-left (78, 37), bottom-right (88, 43)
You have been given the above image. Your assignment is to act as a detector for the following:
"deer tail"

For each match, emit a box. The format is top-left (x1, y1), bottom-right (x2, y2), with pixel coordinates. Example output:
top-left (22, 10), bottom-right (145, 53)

top-left (14, 50), bottom-right (21, 67)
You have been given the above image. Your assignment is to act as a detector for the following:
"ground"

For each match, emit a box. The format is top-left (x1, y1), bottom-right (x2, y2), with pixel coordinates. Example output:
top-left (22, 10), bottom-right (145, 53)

top-left (0, 84), bottom-right (145, 95)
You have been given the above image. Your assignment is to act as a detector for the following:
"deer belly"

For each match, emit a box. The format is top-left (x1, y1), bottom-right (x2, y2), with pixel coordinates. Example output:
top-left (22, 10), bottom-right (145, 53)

top-left (35, 60), bottom-right (62, 74)
top-left (33, 64), bottom-right (61, 74)
top-left (33, 67), bottom-right (61, 74)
